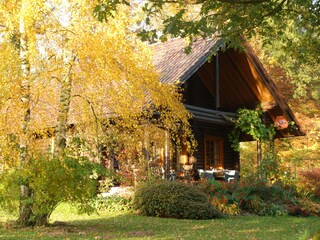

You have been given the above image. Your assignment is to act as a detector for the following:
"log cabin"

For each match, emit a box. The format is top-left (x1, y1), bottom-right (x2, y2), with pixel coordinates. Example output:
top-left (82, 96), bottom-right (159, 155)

top-left (152, 37), bottom-right (304, 173)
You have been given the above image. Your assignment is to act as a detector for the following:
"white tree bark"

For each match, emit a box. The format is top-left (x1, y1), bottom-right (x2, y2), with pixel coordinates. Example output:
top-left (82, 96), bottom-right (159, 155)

top-left (18, 1), bottom-right (32, 226)
top-left (19, 2), bottom-right (31, 165)
top-left (54, 55), bottom-right (74, 157)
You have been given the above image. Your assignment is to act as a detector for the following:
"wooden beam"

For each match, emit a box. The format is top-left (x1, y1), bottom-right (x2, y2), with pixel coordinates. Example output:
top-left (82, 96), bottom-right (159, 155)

top-left (215, 53), bottom-right (220, 109)
top-left (261, 101), bottom-right (277, 110)
top-left (185, 104), bottom-right (237, 117)
top-left (184, 104), bottom-right (237, 125)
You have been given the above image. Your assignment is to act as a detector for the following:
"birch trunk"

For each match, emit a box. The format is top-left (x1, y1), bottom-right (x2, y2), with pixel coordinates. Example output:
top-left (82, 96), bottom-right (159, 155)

top-left (54, 57), bottom-right (74, 157)
top-left (17, 1), bottom-right (32, 226)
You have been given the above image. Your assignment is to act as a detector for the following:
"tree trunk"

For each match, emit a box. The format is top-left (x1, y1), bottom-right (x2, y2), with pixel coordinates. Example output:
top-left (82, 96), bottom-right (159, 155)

top-left (143, 126), bottom-right (150, 177)
top-left (35, 210), bottom-right (53, 227)
top-left (18, 1), bottom-right (30, 170)
top-left (17, 185), bottom-right (33, 226)
top-left (164, 131), bottom-right (170, 180)
top-left (54, 56), bottom-right (74, 157)
top-left (17, 2), bottom-right (32, 226)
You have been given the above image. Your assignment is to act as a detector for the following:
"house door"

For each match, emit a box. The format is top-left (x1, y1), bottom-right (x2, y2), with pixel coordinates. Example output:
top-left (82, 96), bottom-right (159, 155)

top-left (204, 135), bottom-right (224, 169)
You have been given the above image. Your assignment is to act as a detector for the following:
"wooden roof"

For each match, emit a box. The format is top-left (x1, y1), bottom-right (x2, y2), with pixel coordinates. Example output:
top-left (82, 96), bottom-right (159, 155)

top-left (152, 37), bottom-right (222, 84)
top-left (152, 37), bottom-right (304, 137)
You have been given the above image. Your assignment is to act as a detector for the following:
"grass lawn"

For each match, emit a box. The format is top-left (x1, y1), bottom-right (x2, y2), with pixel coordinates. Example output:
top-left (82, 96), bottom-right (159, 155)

top-left (0, 203), bottom-right (319, 240)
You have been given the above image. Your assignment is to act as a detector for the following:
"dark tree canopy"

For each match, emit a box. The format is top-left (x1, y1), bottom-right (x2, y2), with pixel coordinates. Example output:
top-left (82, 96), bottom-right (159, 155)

top-left (140, 0), bottom-right (318, 49)
top-left (94, 0), bottom-right (319, 100)
top-left (138, 0), bottom-right (319, 101)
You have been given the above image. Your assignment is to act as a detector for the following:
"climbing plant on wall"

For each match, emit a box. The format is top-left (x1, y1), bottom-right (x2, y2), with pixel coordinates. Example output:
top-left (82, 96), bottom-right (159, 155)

top-left (229, 106), bottom-right (276, 180)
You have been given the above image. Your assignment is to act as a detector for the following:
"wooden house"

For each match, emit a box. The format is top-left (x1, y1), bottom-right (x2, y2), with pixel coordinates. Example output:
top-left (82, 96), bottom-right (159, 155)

top-left (152, 37), bottom-right (304, 172)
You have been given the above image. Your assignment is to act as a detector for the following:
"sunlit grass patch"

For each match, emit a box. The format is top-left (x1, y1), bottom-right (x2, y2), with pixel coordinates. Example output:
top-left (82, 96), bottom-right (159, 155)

top-left (0, 204), bottom-right (319, 240)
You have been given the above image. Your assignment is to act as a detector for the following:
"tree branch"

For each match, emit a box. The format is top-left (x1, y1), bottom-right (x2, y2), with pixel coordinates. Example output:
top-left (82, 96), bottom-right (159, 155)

top-left (0, 24), bottom-right (8, 30)
top-left (152, 0), bottom-right (275, 5)
top-left (209, 0), bottom-right (276, 4)
top-left (72, 94), bottom-right (102, 151)
top-left (262, 0), bottom-right (287, 18)
top-left (71, 94), bottom-right (100, 129)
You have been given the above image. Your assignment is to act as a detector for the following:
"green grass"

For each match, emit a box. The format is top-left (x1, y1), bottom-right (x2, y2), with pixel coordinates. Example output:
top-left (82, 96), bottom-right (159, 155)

top-left (1, 203), bottom-right (319, 240)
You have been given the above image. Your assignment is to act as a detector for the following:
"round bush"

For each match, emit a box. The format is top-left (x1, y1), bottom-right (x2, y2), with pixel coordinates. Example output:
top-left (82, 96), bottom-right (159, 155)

top-left (132, 180), bottom-right (221, 219)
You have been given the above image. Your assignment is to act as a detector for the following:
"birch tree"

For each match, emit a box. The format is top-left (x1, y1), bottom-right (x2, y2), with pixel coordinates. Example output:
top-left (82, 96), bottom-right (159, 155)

top-left (0, 0), bottom-right (48, 226)
top-left (0, 1), bottom-right (194, 226)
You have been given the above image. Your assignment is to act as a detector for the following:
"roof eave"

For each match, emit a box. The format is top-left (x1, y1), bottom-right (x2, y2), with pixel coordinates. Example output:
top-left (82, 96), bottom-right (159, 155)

top-left (243, 41), bottom-right (305, 137)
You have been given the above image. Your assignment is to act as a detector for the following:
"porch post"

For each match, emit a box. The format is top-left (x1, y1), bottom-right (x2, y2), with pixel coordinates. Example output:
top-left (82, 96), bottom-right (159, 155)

top-left (257, 140), bottom-right (262, 179)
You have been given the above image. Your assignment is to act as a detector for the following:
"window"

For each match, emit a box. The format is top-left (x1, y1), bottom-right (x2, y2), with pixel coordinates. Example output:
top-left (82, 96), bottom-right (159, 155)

top-left (204, 135), bottom-right (223, 169)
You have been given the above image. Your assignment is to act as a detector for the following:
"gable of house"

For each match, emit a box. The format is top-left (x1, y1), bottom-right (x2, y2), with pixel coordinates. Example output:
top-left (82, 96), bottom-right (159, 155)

top-left (152, 37), bottom-right (304, 171)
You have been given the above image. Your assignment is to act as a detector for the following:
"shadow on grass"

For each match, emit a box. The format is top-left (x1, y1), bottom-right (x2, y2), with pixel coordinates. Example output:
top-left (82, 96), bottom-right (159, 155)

top-left (1, 211), bottom-right (320, 240)
top-left (49, 212), bottom-right (192, 239)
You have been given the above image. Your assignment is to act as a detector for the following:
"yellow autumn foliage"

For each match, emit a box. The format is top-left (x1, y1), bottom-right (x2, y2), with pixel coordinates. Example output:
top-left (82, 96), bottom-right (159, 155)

top-left (0, 1), bottom-right (194, 167)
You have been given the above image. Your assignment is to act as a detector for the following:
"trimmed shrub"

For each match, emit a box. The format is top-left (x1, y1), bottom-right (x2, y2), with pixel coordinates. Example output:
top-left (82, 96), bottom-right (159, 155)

top-left (132, 180), bottom-right (221, 219)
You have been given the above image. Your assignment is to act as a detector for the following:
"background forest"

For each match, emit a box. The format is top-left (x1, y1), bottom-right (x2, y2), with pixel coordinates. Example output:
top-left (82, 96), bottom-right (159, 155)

top-left (240, 39), bottom-right (320, 180)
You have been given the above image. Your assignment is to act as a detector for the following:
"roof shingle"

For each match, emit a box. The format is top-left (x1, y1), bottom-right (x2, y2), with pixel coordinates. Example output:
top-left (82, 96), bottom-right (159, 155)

top-left (152, 37), bottom-right (222, 85)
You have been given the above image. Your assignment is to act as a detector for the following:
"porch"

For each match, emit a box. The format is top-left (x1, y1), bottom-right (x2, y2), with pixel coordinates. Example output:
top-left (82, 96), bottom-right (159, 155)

top-left (170, 165), bottom-right (240, 183)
